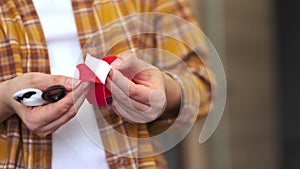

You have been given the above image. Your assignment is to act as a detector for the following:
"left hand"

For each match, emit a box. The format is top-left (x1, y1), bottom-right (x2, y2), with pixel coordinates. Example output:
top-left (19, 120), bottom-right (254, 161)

top-left (105, 50), bottom-right (168, 123)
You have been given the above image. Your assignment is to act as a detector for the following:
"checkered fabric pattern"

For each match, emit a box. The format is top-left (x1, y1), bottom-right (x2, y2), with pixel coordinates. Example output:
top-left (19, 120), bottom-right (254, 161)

top-left (0, 0), bottom-right (212, 168)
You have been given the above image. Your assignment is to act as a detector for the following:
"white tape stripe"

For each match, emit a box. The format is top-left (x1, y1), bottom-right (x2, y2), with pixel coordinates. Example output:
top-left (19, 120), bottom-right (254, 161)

top-left (85, 54), bottom-right (112, 84)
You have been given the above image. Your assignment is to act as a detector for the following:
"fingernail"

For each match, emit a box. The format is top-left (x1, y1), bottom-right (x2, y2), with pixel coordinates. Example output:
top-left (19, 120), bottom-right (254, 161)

top-left (109, 68), bottom-right (114, 75)
top-left (67, 78), bottom-right (81, 87)
top-left (82, 82), bottom-right (90, 89)
top-left (110, 58), bottom-right (122, 68)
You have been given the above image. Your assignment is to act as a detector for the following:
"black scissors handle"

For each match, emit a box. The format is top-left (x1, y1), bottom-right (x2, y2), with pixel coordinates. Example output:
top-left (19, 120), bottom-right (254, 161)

top-left (42, 85), bottom-right (67, 103)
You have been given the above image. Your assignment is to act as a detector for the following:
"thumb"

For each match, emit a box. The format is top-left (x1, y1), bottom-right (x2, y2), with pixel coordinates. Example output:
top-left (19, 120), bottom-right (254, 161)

top-left (51, 75), bottom-right (81, 91)
top-left (111, 50), bottom-right (135, 70)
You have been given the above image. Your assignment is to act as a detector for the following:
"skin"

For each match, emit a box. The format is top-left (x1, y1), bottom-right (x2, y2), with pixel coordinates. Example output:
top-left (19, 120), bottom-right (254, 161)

top-left (0, 51), bottom-right (181, 136)
top-left (0, 73), bottom-right (90, 137)
top-left (106, 51), bottom-right (181, 123)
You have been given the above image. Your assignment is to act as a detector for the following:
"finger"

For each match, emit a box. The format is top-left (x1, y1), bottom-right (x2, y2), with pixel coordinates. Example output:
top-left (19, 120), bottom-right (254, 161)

top-left (106, 74), bottom-right (157, 122)
top-left (110, 102), bottom-right (136, 123)
top-left (20, 81), bottom-right (89, 133)
top-left (51, 75), bottom-right (81, 91)
top-left (37, 84), bottom-right (89, 136)
top-left (106, 69), bottom-right (151, 105)
top-left (112, 50), bottom-right (135, 70)
top-left (110, 87), bottom-right (151, 112)
top-left (111, 96), bottom-right (162, 123)
top-left (34, 82), bottom-right (90, 126)
top-left (22, 73), bottom-right (81, 91)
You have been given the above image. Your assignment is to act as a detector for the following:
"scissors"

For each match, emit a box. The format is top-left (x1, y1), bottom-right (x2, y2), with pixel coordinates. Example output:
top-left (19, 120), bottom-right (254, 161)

top-left (13, 85), bottom-right (67, 106)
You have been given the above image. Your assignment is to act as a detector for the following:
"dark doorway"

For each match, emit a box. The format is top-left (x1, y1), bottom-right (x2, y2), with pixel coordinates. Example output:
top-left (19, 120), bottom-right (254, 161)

top-left (276, 0), bottom-right (300, 168)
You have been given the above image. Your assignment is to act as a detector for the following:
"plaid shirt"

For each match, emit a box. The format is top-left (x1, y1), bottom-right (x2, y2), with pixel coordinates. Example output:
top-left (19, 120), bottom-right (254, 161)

top-left (0, 0), bottom-right (212, 168)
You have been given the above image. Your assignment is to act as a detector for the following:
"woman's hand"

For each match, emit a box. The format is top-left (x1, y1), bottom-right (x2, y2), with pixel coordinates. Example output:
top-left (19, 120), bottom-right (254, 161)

top-left (105, 51), bottom-right (181, 123)
top-left (0, 73), bottom-right (89, 137)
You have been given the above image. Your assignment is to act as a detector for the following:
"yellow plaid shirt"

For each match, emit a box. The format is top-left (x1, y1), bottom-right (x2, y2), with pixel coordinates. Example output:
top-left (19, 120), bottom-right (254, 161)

top-left (0, 0), bottom-right (212, 168)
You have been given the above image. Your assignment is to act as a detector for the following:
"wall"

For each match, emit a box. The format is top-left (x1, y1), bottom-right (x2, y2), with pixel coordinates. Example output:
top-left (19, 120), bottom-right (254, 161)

top-left (180, 0), bottom-right (281, 169)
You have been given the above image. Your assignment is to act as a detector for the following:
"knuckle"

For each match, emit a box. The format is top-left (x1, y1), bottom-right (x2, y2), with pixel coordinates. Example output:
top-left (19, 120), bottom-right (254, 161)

top-left (118, 93), bottom-right (128, 101)
top-left (24, 116), bottom-right (40, 132)
top-left (132, 104), bottom-right (143, 112)
top-left (68, 108), bottom-right (77, 118)
top-left (56, 99), bottom-right (73, 112)
top-left (55, 105), bottom-right (67, 114)
top-left (27, 123), bottom-right (40, 132)
top-left (112, 73), bottom-right (122, 82)
top-left (36, 132), bottom-right (48, 138)
top-left (119, 50), bottom-right (133, 59)
top-left (128, 86), bottom-right (139, 98)
top-left (52, 75), bottom-right (64, 84)
top-left (28, 74), bottom-right (42, 85)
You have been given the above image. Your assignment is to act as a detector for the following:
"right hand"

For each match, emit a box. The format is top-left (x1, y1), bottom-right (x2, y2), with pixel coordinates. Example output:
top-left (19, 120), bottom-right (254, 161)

top-left (0, 72), bottom-right (89, 137)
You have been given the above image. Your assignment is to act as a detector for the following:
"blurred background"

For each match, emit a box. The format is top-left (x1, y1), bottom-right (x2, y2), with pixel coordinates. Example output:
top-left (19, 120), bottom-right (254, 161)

top-left (165, 0), bottom-right (300, 169)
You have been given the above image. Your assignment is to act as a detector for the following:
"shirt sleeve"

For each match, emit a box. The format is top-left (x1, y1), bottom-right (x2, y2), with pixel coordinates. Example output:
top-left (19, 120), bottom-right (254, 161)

top-left (147, 0), bottom-right (213, 135)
